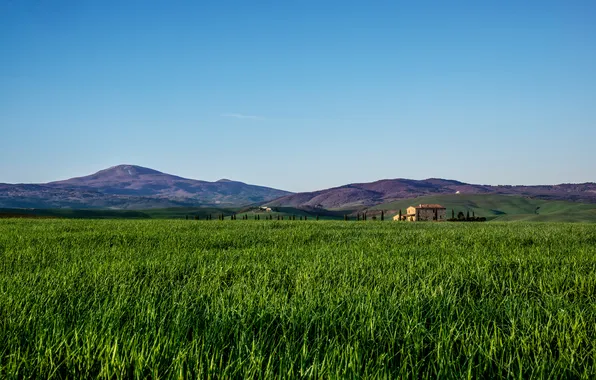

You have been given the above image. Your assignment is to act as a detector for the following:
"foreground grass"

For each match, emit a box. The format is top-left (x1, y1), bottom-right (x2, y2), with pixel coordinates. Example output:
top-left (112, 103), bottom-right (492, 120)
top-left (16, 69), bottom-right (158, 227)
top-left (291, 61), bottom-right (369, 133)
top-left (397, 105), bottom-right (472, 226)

top-left (1, 220), bottom-right (596, 378)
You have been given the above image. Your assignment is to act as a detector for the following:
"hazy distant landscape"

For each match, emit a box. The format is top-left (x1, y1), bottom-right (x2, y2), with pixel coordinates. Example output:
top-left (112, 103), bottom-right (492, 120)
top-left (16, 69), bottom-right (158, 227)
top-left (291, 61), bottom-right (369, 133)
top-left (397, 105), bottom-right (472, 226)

top-left (2, 164), bottom-right (595, 222)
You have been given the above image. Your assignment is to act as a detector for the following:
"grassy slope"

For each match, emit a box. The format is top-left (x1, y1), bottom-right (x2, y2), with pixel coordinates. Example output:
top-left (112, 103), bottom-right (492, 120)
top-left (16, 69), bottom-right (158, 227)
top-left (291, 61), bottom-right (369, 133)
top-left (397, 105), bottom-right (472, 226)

top-left (2, 220), bottom-right (596, 377)
top-left (0, 208), bottom-right (151, 219)
top-left (370, 194), bottom-right (596, 222)
top-left (4, 194), bottom-right (596, 222)
top-left (0, 206), bottom-right (346, 220)
top-left (143, 207), bottom-right (238, 219)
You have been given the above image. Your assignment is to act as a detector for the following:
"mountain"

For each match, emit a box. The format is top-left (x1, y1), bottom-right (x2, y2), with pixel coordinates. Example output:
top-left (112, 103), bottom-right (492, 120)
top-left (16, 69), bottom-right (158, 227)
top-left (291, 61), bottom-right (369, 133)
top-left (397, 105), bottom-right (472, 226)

top-left (0, 165), bottom-right (290, 209)
top-left (0, 183), bottom-right (190, 209)
top-left (265, 178), bottom-right (596, 210)
top-left (3, 167), bottom-right (595, 211)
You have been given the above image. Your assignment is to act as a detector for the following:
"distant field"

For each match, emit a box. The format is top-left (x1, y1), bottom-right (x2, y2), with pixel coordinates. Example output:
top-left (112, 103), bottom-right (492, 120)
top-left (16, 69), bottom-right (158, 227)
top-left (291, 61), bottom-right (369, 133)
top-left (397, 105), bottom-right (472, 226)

top-left (371, 194), bottom-right (596, 222)
top-left (2, 220), bottom-right (596, 378)
top-left (2, 194), bottom-right (596, 222)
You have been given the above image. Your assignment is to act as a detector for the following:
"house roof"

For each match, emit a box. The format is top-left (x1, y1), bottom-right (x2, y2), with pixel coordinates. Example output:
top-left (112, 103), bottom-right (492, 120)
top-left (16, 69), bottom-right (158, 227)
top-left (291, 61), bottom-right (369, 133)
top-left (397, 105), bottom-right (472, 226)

top-left (414, 204), bottom-right (446, 209)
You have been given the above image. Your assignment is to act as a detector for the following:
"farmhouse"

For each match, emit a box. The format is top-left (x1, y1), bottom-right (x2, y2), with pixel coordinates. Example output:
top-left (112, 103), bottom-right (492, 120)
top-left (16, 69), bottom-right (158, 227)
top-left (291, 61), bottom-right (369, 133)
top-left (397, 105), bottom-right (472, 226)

top-left (259, 206), bottom-right (272, 212)
top-left (396, 204), bottom-right (447, 222)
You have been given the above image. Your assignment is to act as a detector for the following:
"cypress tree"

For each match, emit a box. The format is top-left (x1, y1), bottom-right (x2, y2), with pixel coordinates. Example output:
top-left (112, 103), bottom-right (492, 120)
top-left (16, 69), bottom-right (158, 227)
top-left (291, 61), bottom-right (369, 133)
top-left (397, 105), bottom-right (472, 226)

top-left (305, 216), bottom-right (307, 220)
top-left (316, 215), bottom-right (319, 221)
top-left (466, 211), bottom-right (470, 220)
top-left (399, 209), bottom-right (402, 221)
top-left (381, 211), bottom-right (384, 221)
top-left (452, 209), bottom-right (455, 219)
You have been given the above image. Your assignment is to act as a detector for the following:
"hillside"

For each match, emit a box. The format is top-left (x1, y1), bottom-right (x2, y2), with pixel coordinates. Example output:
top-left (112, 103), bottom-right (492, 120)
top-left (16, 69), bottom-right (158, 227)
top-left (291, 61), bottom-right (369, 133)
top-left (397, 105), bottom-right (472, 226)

top-left (0, 165), bottom-right (291, 209)
top-left (266, 178), bottom-right (596, 210)
top-left (3, 168), bottom-right (595, 212)
top-left (370, 194), bottom-right (596, 222)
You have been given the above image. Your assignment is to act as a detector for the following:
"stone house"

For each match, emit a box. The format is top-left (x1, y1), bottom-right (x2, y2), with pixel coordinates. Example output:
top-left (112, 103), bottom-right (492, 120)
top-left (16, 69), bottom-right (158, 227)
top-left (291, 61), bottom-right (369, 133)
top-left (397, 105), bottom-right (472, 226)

top-left (403, 204), bottom-right (446, 221)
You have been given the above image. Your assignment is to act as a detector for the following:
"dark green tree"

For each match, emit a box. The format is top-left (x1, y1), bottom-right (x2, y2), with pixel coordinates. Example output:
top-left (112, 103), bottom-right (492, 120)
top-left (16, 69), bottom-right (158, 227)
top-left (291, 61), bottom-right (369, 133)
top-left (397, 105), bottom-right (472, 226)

top-left (399, 209), bottom-right (402, 221)
top-left (381, 211), bottom-right (384, 221)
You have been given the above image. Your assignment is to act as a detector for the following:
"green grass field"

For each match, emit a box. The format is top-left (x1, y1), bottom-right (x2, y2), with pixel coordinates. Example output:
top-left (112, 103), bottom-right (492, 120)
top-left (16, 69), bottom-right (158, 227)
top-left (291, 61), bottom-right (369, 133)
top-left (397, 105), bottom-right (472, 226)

top-left (2, 220), bottom-right (596, 378)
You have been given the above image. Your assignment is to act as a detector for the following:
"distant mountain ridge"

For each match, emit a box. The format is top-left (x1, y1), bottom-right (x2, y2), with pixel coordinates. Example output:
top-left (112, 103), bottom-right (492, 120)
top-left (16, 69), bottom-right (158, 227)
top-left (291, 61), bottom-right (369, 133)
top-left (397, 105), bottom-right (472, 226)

top-left (1, 166), bottom-right (594, 210)
top-left (0, 165), bottom-right (291, 209)
top-left (265, 178), bottom-right (596, 210)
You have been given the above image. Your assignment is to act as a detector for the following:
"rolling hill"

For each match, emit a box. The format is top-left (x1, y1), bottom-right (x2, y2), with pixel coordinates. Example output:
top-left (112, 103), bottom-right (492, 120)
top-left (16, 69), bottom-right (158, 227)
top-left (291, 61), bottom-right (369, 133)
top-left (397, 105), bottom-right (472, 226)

top-left (2, 168), bottom-right (595, 214)
top-left (266, 178), bottom-right (596, 210)
top-left (0, 165), bottom-right (290, 209)
top-left (369, 194), bottom-right (596, 222)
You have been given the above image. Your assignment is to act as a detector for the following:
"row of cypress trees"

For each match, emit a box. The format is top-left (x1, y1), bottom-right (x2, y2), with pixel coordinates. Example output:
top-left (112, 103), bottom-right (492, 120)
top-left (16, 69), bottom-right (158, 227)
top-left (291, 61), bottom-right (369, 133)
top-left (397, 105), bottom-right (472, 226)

top-left (185, 214), bottom-right (320, 221)
top-left (184, 210), bottom-right (434, 222)
top-left (343, 211), bottom-right (385, 221)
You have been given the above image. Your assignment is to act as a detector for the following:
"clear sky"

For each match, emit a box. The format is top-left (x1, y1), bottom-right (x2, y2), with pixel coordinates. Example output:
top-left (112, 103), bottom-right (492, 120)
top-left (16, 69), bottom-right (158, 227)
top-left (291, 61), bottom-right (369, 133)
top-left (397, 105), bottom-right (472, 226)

top-left (1, 0), bottom-right (595, 192)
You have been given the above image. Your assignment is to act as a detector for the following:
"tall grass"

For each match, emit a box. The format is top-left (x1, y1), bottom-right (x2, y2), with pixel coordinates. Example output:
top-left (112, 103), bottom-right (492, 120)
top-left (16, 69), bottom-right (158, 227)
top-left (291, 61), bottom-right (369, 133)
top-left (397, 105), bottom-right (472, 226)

top-left (1, 220), bottom-right (596, 378)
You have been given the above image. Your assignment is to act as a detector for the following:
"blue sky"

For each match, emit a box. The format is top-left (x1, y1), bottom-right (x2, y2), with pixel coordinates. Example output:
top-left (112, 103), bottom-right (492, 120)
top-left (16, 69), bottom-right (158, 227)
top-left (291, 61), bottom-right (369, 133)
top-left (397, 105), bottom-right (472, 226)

top-left (1, 0), bottom-right (595, 192)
